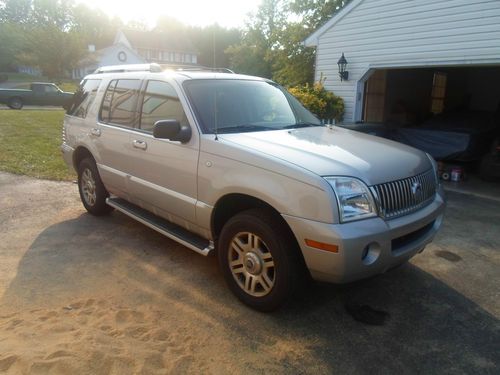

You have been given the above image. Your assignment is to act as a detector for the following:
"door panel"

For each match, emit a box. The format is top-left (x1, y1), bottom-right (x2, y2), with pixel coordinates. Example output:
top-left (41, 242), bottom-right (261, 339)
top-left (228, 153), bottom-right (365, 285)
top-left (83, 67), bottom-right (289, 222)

top-left (94, 78), bottom-right (142, 195)
top-left (127, 134), bottom-right (198, 223)
top-left (126, 79), bottom-right (198, 224)
top-left (94, 124), bottom-right (133, 196)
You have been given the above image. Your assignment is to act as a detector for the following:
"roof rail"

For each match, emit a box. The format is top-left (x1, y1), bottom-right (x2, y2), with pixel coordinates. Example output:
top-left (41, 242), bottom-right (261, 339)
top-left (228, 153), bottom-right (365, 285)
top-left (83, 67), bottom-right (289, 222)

top-left (93, 63), bottom-right (162, 74)
top-left (167, 66), bottom-right (235, 74)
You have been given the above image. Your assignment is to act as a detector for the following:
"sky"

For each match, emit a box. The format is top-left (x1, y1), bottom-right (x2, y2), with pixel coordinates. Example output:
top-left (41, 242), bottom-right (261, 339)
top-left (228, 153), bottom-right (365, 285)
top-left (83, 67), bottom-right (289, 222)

top-left (78, 0), bottom-right (262, 28)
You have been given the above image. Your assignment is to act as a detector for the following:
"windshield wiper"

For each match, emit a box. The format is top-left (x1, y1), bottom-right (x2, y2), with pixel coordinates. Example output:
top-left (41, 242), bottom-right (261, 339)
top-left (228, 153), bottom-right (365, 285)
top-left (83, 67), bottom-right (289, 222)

top-left (282, 122), bottom-right (323, 129)
top-left (217, 124), bottom-right (275, 134)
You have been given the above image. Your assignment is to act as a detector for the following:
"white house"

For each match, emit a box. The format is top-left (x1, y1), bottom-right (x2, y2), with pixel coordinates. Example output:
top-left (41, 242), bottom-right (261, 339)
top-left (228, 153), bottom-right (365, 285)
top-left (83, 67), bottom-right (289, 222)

top-left (73, 30), bottom-right (199, 79)
top-left (72, 43), bottom-right (145, 79)
top-left (304, 0), bottom-right (500, 124)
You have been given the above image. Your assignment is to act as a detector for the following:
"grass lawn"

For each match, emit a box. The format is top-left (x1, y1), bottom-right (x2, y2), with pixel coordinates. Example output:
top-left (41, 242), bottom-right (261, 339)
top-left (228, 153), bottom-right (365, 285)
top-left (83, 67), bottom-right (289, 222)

top-left (0, 109), bottom-right (75, 181)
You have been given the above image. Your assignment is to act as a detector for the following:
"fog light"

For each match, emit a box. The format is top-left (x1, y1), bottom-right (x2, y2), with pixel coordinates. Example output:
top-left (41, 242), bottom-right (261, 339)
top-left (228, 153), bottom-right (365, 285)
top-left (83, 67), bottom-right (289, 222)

top-left (361, 243), bottom-right (381, 265)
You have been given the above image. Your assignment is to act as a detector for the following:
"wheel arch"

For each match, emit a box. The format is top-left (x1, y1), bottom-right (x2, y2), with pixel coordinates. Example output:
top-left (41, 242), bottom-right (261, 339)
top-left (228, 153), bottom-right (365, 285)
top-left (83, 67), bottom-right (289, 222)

top-left (72, 146), bottom-right (94, 171)
top-left (211, 194), bottom-right (306, 268)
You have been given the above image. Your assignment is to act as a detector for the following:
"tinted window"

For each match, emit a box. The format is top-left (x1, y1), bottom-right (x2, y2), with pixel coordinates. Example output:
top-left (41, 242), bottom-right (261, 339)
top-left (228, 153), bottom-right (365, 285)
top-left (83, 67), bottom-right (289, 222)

top-left (67, 79), bottom-right (101, 118)
top-left (45, 85), bottom-right (58, 93)
top-left (100, 79), bottom-right (141, 127)
top-left (183, 80), bottom-right (321, 134)
top-left (139, 80), bottom-right (187, 132)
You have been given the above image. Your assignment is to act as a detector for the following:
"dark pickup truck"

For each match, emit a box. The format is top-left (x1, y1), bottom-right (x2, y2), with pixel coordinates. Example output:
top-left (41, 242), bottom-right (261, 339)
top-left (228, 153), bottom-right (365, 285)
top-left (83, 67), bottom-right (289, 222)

top-left (0, 82), bottom-right (73, 109)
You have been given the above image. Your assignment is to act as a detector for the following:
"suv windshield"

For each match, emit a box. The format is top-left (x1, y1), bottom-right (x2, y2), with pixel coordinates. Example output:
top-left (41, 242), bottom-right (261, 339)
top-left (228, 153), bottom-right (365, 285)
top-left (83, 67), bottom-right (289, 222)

top-left (183, 79), bottom-right (322, 134)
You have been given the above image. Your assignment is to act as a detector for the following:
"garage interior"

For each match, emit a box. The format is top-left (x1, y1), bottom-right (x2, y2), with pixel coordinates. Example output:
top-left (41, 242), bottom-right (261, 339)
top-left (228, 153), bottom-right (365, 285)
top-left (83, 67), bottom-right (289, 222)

top-left (357, 66), bottom-right (500, 190)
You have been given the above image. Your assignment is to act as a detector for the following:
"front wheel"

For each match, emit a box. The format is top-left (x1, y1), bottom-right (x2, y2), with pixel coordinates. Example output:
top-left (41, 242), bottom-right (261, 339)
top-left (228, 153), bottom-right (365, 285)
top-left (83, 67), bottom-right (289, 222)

top-left (218, 209), bottom-right (304, 311)
top-left (77, 158), bottom-right (113, 216)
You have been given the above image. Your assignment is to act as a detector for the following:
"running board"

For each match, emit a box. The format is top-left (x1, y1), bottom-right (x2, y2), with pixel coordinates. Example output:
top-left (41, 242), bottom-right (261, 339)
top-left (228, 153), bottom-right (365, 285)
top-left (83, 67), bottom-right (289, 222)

top-left (106, 198), bottom-right (213, 256)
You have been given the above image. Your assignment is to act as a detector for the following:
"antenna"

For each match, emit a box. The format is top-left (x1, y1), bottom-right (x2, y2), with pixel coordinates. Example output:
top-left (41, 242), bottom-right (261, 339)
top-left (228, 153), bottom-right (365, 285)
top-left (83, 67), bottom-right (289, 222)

top-left (212, 27), bottom-right (218, 140)
top-left (214, 84), bottom-right (218, 141)
top-left (212, 27), bottom-right (216, 68)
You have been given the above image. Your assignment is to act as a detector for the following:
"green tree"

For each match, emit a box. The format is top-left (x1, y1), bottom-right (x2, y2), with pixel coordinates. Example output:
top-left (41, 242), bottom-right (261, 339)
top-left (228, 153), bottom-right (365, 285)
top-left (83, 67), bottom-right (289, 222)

top-left (30, 0), bottom-right (74, 29)
top-left (0, 22), bottom-right (26, 70)
top-left (228, 0), bottom-right (350, 86)
top-left (71, 4), bottom-right (123, 49)
top-left (289, 0), bottom-right (349, 29)
top-left (188, 24), bottom-right (240, 68)
top-left (0, 0), bottom-right (32, 24)
top-left (17, 25), bottom-right (86, 78)
top-left (226, 0), bottom-right (286, 79)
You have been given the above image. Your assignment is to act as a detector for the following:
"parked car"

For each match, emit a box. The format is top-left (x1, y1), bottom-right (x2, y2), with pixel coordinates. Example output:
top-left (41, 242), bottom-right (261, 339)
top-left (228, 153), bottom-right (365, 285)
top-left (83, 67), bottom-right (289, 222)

top-left (0, 82), bottom-right (73, 109)
top-left (386, 111), bottom-right (500, 161)
top-left (61, 64), bottom-right (446, 311)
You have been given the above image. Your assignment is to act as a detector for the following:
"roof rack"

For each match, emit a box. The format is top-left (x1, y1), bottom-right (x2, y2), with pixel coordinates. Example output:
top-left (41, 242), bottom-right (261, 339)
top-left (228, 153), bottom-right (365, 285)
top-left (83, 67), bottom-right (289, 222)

top-left (162, 65), bottom-right (235, 74)
top-left (176, 66), bottom-right (235, 74)
top-left (93, 63), bottom-right (162, 74)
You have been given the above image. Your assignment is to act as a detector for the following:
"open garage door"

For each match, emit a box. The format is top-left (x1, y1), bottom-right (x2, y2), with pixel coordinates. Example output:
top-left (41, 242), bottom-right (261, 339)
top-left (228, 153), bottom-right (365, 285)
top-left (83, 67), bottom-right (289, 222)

top-left (361, 66), bottom-right (500, 163)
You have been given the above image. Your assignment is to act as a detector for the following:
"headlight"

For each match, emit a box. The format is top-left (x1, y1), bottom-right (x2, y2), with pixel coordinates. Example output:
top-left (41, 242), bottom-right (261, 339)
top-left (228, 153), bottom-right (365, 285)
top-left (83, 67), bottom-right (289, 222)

top-left (325, 177), bottom-right (377, 223)
top-left (426, 153), bottom-right (440, 185)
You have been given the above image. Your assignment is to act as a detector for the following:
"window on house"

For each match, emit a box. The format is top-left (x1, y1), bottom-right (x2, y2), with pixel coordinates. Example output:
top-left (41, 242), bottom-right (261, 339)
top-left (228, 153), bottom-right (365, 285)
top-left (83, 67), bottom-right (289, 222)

top-left (431, 72), bottom-right (447, 114)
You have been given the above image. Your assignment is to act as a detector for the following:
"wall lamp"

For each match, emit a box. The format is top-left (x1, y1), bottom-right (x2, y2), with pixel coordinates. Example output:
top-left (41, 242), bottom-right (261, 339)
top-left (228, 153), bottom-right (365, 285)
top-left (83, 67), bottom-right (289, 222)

top-left (337, 53), bottom-right (349, 81)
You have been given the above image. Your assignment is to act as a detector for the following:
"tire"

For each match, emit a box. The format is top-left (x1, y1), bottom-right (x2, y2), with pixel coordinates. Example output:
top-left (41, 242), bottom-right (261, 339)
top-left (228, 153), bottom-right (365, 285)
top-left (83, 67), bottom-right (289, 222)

top-left (77, 157), bottom-right (114, 216)
top-left (8, 97), bottom-right (23, 110)
top-left (217, 208), bottom-right (304, 311)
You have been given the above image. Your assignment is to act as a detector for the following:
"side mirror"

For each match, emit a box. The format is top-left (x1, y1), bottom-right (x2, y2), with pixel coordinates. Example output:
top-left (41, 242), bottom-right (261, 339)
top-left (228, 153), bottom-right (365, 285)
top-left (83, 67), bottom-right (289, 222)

top-left (153, 119), bottom-right (192, 143)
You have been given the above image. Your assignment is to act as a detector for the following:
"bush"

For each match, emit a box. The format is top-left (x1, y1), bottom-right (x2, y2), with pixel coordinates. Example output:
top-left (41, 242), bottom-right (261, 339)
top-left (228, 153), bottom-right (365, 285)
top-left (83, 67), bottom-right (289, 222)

top-left (288, 78), bottom-right (344, 123)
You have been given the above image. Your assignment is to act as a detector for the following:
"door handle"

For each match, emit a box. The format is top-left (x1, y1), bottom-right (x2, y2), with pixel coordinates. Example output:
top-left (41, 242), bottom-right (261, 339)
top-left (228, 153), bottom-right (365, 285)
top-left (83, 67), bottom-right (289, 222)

top-left (90, 128), bottom-right (101, 137)
top-left (132, 139), bottom-right (147, 150)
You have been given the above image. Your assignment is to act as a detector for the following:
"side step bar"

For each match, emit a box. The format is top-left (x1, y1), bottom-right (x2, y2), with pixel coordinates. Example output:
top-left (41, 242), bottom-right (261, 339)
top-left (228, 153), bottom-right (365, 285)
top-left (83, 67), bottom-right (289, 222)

top-left (106, 198), bottom-right (214, 256)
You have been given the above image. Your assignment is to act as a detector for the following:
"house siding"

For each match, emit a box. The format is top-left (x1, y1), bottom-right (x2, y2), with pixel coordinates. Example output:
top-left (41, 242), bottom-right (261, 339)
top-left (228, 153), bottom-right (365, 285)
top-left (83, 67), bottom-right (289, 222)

top-left (313, 0), bottom-right (500, 123)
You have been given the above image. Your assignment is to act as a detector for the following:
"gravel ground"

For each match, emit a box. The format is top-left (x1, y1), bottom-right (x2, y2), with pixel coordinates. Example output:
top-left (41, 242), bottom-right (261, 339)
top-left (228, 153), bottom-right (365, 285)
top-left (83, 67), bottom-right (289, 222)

top-left (0, 172), bottom-right (498, 374)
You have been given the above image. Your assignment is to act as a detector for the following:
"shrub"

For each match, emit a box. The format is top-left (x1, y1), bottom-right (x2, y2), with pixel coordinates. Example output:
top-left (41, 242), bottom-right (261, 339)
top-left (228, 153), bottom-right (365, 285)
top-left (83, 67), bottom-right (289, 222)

top-left (288, 78), bottom-right (344, 123)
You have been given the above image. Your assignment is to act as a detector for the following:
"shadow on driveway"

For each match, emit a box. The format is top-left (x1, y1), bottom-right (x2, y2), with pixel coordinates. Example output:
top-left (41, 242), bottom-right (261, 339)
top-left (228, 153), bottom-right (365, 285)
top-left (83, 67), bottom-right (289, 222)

top-left (1, 192), bottom-right (499, 373)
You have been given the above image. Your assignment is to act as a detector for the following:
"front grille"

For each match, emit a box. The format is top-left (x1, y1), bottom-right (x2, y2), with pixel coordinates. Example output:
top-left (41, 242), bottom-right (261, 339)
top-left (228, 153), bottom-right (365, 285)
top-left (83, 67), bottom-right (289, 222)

top-left (370, 170), bottom-right (436, 219)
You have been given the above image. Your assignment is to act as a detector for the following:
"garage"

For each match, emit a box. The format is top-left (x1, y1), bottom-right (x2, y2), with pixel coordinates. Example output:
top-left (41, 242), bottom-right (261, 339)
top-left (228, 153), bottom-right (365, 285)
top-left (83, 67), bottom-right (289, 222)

top-left (304, 0), bottom-right (500, 188)
top-left (360, 66), bottom-right (500, 182)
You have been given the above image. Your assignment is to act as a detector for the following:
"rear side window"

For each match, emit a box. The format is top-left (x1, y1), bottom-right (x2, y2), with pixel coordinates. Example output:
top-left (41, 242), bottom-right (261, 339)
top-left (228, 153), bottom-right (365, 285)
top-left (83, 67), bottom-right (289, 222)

top-left (67, 79), bottom-right (101, 118)
top-left (100, 79), bottom-right (141, 127)
top-left (139, 80), bottom-right (188, 132)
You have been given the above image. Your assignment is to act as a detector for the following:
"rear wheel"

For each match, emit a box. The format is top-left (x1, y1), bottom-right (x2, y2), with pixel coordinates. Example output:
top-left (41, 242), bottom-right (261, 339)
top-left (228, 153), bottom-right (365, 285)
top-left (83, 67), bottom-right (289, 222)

top-left (218, 209), bottom-right (304, 311)
top-left (77, 158), bottom-right (113, 216)
top-left (8, 97), bottom-right (23, 110)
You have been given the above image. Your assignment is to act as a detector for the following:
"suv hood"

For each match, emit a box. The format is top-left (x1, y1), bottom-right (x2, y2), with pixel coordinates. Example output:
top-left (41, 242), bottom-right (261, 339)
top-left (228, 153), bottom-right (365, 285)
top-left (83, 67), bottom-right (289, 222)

top-left (220, 126), bottom-right (431, 186)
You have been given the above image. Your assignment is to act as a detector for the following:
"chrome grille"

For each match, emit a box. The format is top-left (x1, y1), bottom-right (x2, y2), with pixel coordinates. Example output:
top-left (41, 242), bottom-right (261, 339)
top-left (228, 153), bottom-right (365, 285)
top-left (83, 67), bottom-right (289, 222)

top-left (370, 170), bottom-right (436, 219)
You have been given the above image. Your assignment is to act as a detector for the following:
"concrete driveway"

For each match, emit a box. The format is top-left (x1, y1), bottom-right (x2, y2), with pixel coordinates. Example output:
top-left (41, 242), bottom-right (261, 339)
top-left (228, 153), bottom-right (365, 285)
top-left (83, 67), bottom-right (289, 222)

top-left (0, 172), bottom-right (498, 374)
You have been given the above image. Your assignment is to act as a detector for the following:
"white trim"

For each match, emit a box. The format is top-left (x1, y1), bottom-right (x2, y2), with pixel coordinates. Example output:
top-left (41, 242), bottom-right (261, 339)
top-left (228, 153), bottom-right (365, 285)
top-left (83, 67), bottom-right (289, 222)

top-left (368, 59), bottom-right (500, 69)
top-left (304, 0), bottom-right (365, 47)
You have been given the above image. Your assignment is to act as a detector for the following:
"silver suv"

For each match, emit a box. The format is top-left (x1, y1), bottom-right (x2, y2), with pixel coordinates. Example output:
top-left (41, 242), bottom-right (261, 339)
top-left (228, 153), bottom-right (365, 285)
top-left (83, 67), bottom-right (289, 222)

top-left (62, 64), bottom-right (445, 311)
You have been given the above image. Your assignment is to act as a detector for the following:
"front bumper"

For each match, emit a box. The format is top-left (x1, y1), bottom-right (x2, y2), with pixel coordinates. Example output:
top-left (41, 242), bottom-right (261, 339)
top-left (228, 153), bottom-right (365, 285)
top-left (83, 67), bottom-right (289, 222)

top-left (283, 187), bottom-right (446, 283)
